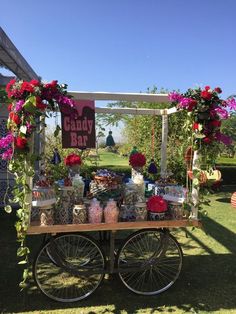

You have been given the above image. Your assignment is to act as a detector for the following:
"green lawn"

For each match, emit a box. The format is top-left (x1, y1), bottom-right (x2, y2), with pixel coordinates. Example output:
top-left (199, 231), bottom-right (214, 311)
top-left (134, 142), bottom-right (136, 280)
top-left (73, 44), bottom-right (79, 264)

top-left (1, 186), bottom-right (236, 314)
top-left (217, 156), bottom-right (236, 166)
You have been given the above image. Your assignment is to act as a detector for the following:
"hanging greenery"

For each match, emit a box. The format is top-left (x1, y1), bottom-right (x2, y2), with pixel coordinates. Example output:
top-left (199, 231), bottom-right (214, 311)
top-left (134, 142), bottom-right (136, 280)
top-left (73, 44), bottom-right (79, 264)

top-left (0, 79), bottom-right (76, 287)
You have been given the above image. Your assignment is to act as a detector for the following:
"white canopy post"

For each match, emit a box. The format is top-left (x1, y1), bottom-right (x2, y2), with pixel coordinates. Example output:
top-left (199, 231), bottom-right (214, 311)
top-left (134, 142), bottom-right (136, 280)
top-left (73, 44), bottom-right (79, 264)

top-left (191, 150), bottom-right (200, 219)
top-left (160, 110), bottom-right (168, 177)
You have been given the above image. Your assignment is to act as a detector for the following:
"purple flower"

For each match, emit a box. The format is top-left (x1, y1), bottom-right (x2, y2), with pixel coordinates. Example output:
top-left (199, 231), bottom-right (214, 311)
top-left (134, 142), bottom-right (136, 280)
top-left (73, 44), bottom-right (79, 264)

top-left (215, 132), bottom-right (232, 145)
top-left (225, 98), bottom-right (236, 111)
top-left (1, 148), bottom-right (13, 160)
top-left (213, 107), bottom-right (229, 120)
top-left (15, 100), bottom-right (25, 112)
top-left (0, 133), bottom-right (14, 149)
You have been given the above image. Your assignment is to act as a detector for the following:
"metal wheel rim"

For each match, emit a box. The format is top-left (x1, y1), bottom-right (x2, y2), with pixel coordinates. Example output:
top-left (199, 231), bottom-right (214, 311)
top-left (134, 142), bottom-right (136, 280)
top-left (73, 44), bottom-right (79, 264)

top-left (116, 229), bottom-right (183, 295)
top-left (34, 234), bottom-right (105, 302)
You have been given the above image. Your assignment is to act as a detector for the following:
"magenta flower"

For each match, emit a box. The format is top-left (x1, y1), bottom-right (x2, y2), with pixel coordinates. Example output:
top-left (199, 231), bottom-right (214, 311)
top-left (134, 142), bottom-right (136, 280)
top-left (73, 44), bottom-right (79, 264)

top-left (215, 132), bottom-right (232, 145)
top-left (225, 98), bottom-right (236, 111)
top-left (168, 92), bottom-right (183, 103)
top-left (0, 133), bottom-right (14, 149)
top-left (213, 107), bottom-right (229, 120)
top-left (15, 100), bottom-right (25, 112)
top-left (178, 97), bottom-right (193, 109)
top-left (1, 148), bottom-right (13, 160)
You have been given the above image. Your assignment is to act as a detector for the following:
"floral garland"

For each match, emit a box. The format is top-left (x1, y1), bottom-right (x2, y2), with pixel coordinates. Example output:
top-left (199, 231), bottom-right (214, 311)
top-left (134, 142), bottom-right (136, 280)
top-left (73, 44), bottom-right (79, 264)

top-left (169, 86), bottom-right (236, 150)
top-left (0, 79), bottom-right (76, 287)
top-left (169, 85), bottom-right (236, 189)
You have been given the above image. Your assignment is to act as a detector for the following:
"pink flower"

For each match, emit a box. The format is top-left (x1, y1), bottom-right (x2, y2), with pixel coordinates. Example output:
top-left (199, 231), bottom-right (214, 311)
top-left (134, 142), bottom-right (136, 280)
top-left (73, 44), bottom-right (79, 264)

top-left (225, 98), bottom-right (236, 111)
top-left (0, 133), bottom-right (14, 149)
top-left (213, 107), bottom-right (229, 120)
top-left (205, 86), bottom-right (211, 91)
top-left (1, 148), bottom-right (13, 160)
top-left (15, 100), bottom-right (25, 112)
top-left (168, 92), bottom-right (183, 103)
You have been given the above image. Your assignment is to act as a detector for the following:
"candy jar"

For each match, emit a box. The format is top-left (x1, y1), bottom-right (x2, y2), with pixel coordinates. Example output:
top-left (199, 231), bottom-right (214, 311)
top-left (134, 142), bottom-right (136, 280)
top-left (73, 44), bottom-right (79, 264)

top-left (104, 199), bottom-right (119, 223)
top-left (133, 173), bottom-right (145, 197)
top-left (72, 174), bottom-right (85, 202)
top-left (88, 198), bottom-right (103, 223)
top-left (73, 204), bottom-right (87, 224)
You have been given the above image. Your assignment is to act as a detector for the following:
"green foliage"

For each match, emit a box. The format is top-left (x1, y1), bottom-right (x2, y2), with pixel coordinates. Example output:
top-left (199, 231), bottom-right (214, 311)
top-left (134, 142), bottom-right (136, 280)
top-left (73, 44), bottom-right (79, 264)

top-left (0, 88), bottom-right (9, 103)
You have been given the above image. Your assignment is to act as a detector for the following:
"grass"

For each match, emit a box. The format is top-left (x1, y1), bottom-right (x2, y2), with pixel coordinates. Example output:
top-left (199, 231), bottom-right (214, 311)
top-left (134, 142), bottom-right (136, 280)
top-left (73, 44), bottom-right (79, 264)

top-left (217, 156), bottom-right (236, 166)
top-left (1, 185), bottom-right (236, 314)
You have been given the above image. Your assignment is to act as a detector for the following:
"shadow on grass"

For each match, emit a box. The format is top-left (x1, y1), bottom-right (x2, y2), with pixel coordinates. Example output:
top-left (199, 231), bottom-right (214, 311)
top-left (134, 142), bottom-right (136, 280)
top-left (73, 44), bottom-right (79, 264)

top-left (215, 197), bottom-right (231, 203)
top-left (1, 198), bottom-right (236, 314)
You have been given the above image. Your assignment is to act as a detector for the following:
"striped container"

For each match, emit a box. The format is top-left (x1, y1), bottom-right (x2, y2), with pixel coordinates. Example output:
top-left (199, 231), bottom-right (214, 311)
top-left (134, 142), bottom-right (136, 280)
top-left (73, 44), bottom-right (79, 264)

top-left (231, 192), bottom-right (236, 208)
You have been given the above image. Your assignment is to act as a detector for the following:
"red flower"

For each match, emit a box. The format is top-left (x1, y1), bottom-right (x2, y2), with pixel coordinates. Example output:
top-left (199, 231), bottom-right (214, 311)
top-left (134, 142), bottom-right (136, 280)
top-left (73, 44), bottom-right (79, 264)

top-left (201, 90), bottom-right (212, 101)
top-left (205, 86), bottom-right (211, 91)
top-left (214, 87), bottom-right (222, 94)
top-left (8, 104), bottom-right (13, 112)
top-left (36, 96), bottom-right (47, 111)
top-left (203, 137), bottom-right (212, 144)
top-left (9, 112), bottom-right (21, 125)
top-left (15, 137), bottom-right (27, 149)
top-left (129, 152), bottom-right (146, 168)
top-left (209, 120), bottom-right (221, 128)
top-left (20, 82), bottom-right (34, 93)
top-left (6, 79), bottom-right (16, 93)
top-left (30, 80), bottom-right (40, 86)
top-left (64, 153), bottom-right (82, 167)
top-left (147, 195), bottom-right (167, 213)
top-left (188, 99), bottom-right (198, 111)
top-left (193, 122), bottom-right (199, 130)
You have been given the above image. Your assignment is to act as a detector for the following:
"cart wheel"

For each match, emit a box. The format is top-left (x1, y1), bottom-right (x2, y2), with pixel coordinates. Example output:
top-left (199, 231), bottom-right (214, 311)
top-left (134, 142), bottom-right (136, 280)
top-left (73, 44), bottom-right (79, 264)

top-left (116, 229), bottom-right (183, 295)
top-left (34, 233), bottom-right (106, 302)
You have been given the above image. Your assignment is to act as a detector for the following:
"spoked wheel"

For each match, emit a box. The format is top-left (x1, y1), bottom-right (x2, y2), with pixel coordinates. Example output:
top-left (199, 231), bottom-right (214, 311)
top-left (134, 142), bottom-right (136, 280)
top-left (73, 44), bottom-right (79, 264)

top-left (116, 229), bottom-right (183, 295)
top-left (34, 233), bottom-right (106, 302)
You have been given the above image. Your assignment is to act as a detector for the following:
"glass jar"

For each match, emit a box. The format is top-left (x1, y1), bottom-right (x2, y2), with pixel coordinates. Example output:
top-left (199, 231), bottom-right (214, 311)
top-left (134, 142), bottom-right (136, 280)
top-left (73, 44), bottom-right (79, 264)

top-left (72, 174), bottom-right (85, 201)
top-left (73, 204), bottom-right (87, 224)
top-left (88, 198), bottom-right (103, 223)
top-left (104, 199), bottom-right (119, 223)
top-left (134, 202), bottom-right (147, 221)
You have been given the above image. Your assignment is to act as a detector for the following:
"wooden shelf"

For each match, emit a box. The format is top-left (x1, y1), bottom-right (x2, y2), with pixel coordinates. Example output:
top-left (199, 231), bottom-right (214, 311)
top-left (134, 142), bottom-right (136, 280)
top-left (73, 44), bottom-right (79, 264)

top-left (27, 219), bottom-right (202, 235)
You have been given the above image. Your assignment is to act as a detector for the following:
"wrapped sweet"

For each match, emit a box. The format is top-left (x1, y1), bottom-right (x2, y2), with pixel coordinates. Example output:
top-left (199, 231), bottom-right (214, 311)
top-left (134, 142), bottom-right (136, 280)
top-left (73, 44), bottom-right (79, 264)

top-left (104, 199), bottom-right (119, 223)
top-left (88, 198), bottom-right (103, 224)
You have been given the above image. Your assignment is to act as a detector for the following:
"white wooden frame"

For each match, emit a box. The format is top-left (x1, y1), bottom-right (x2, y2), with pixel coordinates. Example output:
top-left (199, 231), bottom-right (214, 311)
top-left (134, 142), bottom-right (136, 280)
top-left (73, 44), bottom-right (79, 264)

top-left (69, 91), bottom-right (178, 176)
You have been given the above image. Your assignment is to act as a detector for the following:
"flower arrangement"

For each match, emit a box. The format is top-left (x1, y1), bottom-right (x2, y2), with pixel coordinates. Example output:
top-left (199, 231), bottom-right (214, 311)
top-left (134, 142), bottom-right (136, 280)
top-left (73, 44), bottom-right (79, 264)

top-left (129, 152), bottom-right (146, 168)
top-left (0, 79), bottom-right (75, 160)
top-left (147, 195), bottom-right (168, 213)
top-left (0, 79), bottom-right (76, 288)
top-left (64, 153), bottom-right (82, 167)
top-left (169, 86), bottom-right (236, 148)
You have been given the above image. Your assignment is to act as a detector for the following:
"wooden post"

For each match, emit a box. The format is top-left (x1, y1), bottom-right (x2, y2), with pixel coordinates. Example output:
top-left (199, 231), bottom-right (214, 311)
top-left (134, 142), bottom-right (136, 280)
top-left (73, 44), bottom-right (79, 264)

top-left (160, 111), bottom-right (168, 178)
top-left (191, 150), bottom-right (200, 219)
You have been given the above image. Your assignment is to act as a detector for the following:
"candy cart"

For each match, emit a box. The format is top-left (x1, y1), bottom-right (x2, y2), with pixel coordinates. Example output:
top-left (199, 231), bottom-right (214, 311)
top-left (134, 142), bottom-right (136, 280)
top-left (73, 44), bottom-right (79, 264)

top-left (27, 91), bottom-right (202, 302)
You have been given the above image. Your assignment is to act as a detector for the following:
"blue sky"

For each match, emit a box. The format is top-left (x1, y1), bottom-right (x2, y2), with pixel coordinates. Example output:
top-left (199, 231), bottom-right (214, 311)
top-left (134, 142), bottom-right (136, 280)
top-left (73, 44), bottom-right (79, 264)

top-left (1, 0), bottom-right (236, 140)
top-left (1, 0), bottom-right (236, 97)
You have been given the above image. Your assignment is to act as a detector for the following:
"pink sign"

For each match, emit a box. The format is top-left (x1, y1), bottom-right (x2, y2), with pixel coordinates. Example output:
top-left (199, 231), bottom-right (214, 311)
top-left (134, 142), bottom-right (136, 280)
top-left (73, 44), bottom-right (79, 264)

top-left (61, 100), bottom-right (96, 148)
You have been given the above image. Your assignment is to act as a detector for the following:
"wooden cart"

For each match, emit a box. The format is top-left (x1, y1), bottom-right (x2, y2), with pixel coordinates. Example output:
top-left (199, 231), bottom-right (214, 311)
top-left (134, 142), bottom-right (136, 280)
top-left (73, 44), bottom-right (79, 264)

top-left (27, 91), bottom-right (202, 302)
